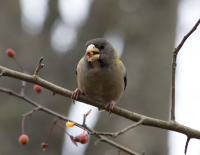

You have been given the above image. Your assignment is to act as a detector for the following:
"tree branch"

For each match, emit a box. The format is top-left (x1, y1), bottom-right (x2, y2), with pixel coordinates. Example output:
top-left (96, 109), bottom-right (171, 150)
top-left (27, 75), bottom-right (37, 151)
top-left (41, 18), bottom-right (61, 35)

top-left (171, 18), bottom-right (200, 121)
top-left (184, 137), bottom-right (191, 155)
top-left (1, 67), bottom-right (200, 140)
top-left (89, 117), bottom-right (144, 138)
top-left (22, 107), bottom-right (40, 117)
top-left (34, 57), bottom-right (44, 76)
top-left (0, 87), bottom-right (139, 155)
top-left (173, 19), bottom-right (200, 55)
top-left (94, 134), bottom-right (141, 155)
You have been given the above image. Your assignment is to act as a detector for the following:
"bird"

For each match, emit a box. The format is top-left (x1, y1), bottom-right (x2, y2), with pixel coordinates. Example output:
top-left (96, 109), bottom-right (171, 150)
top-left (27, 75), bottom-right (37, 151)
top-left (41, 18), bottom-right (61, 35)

top-left (71, 38), bottom-right (127, 115)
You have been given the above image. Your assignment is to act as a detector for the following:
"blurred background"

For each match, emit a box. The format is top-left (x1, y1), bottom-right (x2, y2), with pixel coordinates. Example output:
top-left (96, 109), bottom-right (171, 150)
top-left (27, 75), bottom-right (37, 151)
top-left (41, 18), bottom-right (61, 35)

top-left (0, 0), bottom-right (200, 155)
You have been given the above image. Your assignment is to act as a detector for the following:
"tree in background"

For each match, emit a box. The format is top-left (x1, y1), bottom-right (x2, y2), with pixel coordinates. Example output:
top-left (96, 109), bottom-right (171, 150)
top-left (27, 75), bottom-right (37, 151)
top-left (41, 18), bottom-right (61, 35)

top-left (1, 0), bottom-right (190, 155)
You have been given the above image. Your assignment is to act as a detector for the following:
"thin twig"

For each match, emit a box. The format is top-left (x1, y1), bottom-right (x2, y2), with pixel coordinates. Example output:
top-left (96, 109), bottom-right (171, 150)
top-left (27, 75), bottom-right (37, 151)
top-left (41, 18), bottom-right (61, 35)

top-left (89, 118), bottom-right (144, 138)
top-left (83, 114), bottom-right (86, 132)
top-left (173, 19), bottom-right (200, 55)
top-left (94, 135), bottom-right (141, 155)
top-left (44, 118), bottom-right (58, 143)
top-left (82, 109), bottom-right (92, 133)
top-left (34, 57), bottom-right (44, 76)
top-left (20, 81), bottom-right (26, 95)
top-left (55, 122), bottom-right (78, 147)
top-left (21, 116), bottom-right (25, 134)
top-left (22, 107), bottom-right (41, 117)
top-left (184, 137), bottom-right (191, 155)
top-left (94, 138), bottom-right (103, 145)
top-left (13, 57), bottom-right (24, 73)
top-left (55, 122), bottom-right (70, 136)
top-left (171, 54), bottom-right (176, 121)
top-left (171, 19), bottom-right (200, 121)
top-left (86, 109), bottom-right (92, 116)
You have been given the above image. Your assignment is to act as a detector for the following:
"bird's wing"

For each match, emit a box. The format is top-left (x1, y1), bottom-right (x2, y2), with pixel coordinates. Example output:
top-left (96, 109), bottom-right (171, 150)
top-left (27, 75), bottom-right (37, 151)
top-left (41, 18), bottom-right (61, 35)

top-left (76, 57), bottom-right (84, 75)
top-left (124, 74), bottom-right (127, 91)
top-left (119, 58), bottom-right (127, 91)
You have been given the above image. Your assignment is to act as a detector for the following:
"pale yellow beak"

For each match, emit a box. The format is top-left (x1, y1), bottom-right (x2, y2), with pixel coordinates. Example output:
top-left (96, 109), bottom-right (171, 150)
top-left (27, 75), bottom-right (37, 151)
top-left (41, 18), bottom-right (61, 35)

top-left (86, 44), bottom-right (100, 62)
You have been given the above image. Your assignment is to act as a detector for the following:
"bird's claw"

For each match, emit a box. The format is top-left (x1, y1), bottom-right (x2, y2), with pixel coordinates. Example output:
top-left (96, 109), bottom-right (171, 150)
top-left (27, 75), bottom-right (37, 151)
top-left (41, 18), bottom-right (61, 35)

top-left (105, 100), bottom-right (115, 116)
top-left (71, 88), bottom-right (82, 104)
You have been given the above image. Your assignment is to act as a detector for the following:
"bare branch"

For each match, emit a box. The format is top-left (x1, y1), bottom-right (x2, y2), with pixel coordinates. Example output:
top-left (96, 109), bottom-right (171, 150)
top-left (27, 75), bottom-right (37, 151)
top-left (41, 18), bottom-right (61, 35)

top-left (34, 57), bottom-right (44, 76)
top-left (94, 135), bottom-right (141, 155)
top-left (21, 116), bottom-right (25, 134)
top-left (20, 81), bottom-right (26, 96)
top-left (116, 117), bottom-right (144, 137)
top-left (184, 137), bottom-right (191, 155)
top-left (83, 114), bottom-right (87, 131)
top-left (55, 122), bottom-right (71, 137)
top-left (22, 107), bottom-right (41, 117)
top-left (173, 19), bottom-right (200, 55)
top-left (94, 138), bottom-right (103, 145)
top-left (13, 57), bottom-right (24, 73)
top-left (1, 68), bottom-right (200, 139)
top-left (0, 87), bottom-right (138, 155)
top-left (82, 109), bottom-right (92, 132)
top-left (89, 117), bottom-right (144, 138)
top-left (44, 118), bottom-right (58, 144)
top-left (171, 19), bottom-right (200, 121)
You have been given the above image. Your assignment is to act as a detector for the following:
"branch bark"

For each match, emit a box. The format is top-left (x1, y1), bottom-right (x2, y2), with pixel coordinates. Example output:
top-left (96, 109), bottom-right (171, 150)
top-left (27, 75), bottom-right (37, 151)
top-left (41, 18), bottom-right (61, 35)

top-left (1, 66), bottom-right (200, 140)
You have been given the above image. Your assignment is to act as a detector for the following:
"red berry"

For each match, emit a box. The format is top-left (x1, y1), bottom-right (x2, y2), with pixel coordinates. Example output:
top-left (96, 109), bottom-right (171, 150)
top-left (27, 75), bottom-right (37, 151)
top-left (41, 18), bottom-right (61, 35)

top-left (34, 85), bottom-right (42, 93)
top-left (74, 133), bottom-right (88, 144)
top-left (41, 142), bottom-right (48, 151)
top-left (19, 134), bottom-right (29, 145)
top-left (6, 48), bottom-right (15, 58)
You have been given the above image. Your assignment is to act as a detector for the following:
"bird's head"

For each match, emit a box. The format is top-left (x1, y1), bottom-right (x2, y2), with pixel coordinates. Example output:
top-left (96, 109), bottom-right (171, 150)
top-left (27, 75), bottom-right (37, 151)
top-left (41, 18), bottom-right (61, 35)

top-left (85, 38), bottom-right (117, 65)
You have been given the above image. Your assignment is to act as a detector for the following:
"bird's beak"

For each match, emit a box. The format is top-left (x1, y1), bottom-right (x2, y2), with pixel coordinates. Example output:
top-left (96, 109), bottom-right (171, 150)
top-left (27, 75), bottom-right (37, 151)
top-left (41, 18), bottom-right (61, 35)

top-left (86, 44), bottom-right (100, 62)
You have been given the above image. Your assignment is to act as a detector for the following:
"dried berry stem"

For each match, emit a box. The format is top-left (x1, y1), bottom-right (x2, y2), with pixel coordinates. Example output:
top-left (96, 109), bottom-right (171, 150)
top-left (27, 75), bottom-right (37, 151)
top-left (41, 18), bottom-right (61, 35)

top-left (44, 119), bottom-right (58, 143)
top-left (55, 123), bottom-right (71, 136)
top-left (13, 57), bottom-right (24, 73)
top-left (21, 116), bottom-right (25, 134)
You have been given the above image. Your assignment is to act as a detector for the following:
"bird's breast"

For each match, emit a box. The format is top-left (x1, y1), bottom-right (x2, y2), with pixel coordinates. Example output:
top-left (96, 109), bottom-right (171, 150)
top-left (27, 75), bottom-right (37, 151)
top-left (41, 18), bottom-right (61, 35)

top-left (77, 65), bottom-right (124, 103)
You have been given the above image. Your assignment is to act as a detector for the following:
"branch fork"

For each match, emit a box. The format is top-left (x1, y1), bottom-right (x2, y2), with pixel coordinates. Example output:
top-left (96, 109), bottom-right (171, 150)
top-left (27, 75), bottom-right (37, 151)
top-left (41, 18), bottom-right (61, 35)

top-left (89, 117), bottom-right (145, 138)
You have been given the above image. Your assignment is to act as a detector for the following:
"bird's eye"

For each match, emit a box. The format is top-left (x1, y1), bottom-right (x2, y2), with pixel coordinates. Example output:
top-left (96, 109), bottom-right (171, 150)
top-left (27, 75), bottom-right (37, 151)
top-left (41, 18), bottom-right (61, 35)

top-left (99, 44), bottom-right (105, 50)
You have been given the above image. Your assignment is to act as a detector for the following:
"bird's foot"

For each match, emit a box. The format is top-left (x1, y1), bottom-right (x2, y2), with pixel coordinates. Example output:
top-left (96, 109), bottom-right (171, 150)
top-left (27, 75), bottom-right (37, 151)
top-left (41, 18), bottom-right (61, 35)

top-left (105, 100), bottom-right (115, 116)
top-left (71, 88), bottom-right (82, 104)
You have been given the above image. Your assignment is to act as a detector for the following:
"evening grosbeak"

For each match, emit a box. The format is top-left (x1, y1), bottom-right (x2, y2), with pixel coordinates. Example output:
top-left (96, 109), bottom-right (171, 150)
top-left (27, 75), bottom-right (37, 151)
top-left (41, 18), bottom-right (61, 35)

top-left (71, 38), bottom-right (127, 115)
